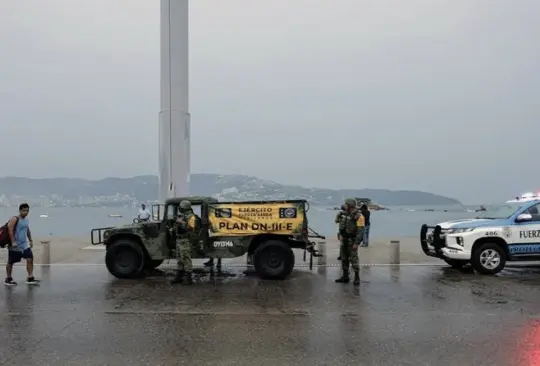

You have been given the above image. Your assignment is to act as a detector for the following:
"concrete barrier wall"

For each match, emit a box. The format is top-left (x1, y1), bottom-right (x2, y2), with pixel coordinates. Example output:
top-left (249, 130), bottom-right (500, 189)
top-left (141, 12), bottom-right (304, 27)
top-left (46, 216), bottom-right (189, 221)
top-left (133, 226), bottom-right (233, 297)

top-left (0, 236), bottom-right (441, 265)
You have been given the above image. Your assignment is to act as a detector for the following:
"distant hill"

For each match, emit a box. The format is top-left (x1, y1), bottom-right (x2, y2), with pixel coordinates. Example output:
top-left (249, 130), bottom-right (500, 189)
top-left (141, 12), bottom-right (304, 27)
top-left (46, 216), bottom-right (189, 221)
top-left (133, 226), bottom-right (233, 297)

top-left (0, 174), bottom-right (461, 206)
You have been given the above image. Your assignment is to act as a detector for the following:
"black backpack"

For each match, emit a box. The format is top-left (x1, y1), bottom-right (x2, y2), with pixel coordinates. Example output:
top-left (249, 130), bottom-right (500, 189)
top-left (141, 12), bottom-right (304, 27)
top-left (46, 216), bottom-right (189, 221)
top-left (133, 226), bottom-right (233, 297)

top-left (0, 217), bottom-right (19, 248)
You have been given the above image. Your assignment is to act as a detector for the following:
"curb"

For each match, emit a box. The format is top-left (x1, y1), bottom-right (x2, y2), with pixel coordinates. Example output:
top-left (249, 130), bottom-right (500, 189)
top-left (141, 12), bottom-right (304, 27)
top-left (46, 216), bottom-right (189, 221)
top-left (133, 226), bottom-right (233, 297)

top-left (0, 262), bottom-right (447, 267)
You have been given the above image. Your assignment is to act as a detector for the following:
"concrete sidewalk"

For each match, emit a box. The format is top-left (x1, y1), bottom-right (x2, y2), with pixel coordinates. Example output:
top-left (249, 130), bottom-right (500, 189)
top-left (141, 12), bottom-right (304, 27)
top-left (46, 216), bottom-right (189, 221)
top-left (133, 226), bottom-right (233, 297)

top-left (2, 265), bottom-right (540, 365)
top-left (0, 236), bottom-right (442, 265)
top-left (0, 237), bottom-right (103, 264)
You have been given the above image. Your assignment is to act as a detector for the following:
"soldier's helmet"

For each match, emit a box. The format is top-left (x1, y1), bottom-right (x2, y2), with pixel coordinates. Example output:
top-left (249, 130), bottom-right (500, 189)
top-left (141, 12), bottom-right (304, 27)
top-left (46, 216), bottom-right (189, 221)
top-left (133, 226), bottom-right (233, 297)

top-left (179, 200), bottom-right (192, 211)
top-left (344, 198), bottom-right (356, 207)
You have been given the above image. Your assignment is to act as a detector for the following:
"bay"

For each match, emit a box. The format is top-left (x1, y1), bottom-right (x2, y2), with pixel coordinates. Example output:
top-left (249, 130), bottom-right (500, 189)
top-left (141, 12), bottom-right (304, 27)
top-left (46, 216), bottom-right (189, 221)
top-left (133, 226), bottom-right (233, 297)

top-left (0, 204), bottom-right (479, 240)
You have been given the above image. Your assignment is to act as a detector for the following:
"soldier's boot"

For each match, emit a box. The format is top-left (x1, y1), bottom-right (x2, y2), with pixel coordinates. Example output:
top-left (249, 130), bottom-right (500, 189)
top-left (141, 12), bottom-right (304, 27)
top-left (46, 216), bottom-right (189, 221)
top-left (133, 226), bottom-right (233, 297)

top-left (170, 270), bottom-right (184, 284)
top-left (216, 258), bottom-right (222, 273)
top-left (182, 272), bottom-right (193, 285)
top-left (353, 271), bottom-right (360, 286)
top-left (335, 270), bottom-right (350, 283)
top-left (204, 259), bottom-right (214, 267)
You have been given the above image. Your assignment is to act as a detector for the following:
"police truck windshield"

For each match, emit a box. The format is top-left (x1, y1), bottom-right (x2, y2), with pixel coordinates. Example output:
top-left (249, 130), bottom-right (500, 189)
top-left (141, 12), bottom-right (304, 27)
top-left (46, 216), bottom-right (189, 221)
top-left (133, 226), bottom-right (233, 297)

top-left (476, 202), bottom-right (524, 220)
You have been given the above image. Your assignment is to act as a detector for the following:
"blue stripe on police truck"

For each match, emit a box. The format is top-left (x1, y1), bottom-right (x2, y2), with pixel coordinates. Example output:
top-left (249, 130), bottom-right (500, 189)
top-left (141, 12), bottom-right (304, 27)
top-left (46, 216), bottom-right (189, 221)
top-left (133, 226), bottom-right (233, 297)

top-left (508, 243), bottom-right (540, 254)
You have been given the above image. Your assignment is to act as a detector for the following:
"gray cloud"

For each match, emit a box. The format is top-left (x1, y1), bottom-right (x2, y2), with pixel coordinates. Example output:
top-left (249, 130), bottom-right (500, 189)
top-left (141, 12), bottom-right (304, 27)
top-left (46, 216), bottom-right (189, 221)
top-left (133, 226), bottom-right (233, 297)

top-left (0, 0), bottom-right (538, 203)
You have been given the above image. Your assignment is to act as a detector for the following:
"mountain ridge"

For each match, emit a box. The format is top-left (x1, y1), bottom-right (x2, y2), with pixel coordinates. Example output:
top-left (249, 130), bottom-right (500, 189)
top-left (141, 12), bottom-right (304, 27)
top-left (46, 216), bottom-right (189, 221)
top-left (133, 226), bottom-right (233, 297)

top-left (0, 174), bottom-right (461, 206)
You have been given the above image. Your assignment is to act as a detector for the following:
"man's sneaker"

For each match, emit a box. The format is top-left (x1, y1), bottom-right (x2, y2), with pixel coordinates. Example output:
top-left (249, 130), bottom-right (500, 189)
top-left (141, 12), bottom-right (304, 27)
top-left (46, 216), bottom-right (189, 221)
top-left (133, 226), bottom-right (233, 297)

top-left (26, 277), bottom-right (40, 285)
top-left (4, 277), bottom-right (17, 286)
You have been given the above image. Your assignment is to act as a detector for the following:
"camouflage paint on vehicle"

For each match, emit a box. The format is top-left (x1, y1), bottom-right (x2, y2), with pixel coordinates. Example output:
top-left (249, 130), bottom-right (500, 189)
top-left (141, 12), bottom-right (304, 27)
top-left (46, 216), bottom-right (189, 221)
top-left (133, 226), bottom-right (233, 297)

top-left (196, 236), bottom-right (254, 259)
top-left (103, 222), bottom-right (168, 259)
top-left (99, 197), bottom-right (309, 261)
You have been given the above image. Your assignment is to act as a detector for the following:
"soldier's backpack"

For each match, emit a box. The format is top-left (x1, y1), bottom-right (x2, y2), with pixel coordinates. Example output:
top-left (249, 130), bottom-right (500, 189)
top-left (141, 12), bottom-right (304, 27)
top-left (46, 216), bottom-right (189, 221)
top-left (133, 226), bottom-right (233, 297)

top-left (0, 217), bottom-right (19, 248)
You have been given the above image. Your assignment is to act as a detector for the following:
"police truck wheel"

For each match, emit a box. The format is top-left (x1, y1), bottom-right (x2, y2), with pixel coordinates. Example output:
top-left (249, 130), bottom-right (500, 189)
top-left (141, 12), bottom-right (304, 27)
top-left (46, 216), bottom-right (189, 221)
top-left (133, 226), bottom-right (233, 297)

top-left (105, 239), bottom-right (145, 279)
top-left (471, 242), bottom-right (506, 275)
top-left (254, 240), bottom-right (295, 280)
top-left (443, 258), bottom-right (468, 269)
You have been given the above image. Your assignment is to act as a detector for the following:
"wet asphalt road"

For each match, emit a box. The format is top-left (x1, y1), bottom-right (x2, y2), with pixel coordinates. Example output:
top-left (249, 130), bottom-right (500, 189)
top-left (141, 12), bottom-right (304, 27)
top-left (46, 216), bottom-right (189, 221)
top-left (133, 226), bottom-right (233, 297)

top-left (1, 264), bottom-right (540, 366)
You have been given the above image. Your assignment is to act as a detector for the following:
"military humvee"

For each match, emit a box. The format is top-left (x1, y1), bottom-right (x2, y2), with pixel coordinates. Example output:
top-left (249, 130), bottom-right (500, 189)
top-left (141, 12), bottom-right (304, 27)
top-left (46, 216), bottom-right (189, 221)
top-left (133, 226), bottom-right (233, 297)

top-left (91, 196), bottom-right (325, 280)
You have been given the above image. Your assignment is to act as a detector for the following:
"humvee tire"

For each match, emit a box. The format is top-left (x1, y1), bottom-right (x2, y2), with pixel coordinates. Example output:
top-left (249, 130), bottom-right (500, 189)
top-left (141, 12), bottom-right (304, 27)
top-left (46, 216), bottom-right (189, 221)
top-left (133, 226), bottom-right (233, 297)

top-left (443, 258), bottom-right (468, 269)
top-left (105, 239), bottom-right (146, 279)
top-left (253, 240), bottom-right (295, 280)
top-left (146, 260), bottom-right (164, 270)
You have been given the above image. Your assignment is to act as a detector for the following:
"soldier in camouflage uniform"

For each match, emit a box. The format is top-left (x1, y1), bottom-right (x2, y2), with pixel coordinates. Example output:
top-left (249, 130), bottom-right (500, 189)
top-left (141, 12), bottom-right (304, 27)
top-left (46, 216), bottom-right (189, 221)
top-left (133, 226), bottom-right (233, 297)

top-left (336, 204), bottom-right (346, 261)
top-left (171, 200), bottom-right (200, 285)
top-left (335, 198), bottom-right (365, 286)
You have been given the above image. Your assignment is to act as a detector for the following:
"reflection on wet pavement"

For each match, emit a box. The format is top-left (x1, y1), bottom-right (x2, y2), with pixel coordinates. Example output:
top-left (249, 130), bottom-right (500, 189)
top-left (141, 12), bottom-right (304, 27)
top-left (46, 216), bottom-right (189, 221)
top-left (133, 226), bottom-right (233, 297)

top-left (1, 264), bottom-right (540, 365)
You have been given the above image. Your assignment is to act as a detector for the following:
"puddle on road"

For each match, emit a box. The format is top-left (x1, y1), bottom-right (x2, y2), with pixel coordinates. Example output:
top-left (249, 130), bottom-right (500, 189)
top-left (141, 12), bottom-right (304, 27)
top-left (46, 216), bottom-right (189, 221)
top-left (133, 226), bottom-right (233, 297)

top-left (424, 265), bottom-right (540, 307)
top-left (469, 282), bottom-right (510, 305)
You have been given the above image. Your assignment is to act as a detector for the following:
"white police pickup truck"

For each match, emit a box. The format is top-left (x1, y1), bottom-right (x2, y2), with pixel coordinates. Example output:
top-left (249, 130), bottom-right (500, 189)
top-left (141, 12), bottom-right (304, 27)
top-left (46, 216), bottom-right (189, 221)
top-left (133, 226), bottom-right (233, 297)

top-left (420, 195), bottom-right (540, 275)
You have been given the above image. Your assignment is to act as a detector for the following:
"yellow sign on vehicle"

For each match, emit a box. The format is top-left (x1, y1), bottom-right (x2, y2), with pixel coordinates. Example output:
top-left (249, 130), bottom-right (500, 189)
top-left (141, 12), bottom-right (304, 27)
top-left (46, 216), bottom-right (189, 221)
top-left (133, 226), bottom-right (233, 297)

top-left (208, 202), bottom-right (305, 236)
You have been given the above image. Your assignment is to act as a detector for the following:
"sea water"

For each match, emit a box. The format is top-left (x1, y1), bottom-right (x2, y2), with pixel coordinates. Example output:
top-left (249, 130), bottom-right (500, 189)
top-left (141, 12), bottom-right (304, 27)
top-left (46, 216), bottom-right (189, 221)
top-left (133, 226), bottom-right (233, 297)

top-left (0, 205), bottom-right (478, 239)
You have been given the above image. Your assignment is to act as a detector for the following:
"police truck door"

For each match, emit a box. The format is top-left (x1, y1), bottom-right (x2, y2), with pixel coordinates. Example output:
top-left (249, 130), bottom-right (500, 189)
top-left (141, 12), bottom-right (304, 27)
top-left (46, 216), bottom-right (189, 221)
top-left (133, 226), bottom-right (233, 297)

top-left (510, 202), bottom-right (540, 256)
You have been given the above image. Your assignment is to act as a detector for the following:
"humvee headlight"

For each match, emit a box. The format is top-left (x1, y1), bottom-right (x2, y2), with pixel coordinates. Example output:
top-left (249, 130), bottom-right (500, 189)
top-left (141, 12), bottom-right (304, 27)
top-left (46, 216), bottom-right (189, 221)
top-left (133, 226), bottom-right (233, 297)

top-left (103, 230), bottom-right (110, 239)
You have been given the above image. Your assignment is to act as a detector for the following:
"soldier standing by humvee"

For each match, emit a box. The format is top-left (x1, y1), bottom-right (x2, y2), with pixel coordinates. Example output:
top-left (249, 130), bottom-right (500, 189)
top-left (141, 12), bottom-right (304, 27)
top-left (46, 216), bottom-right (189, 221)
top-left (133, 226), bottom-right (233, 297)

top-left (335, 198), bottom-right (365, 286)
top-left (336, 204), bottom-right (346, 261)
top-left (171, 200), bottom-right (200, 285)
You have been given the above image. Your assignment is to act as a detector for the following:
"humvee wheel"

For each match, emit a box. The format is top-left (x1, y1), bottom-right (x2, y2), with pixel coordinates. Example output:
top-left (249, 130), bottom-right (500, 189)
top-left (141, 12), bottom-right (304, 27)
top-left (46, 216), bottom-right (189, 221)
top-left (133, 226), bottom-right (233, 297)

top-left (105, 239), bottom-right (145, 279)
top-left (146, 259), bottom-right (164, 270)
top-left (253, 240), bottom-right (294, 280)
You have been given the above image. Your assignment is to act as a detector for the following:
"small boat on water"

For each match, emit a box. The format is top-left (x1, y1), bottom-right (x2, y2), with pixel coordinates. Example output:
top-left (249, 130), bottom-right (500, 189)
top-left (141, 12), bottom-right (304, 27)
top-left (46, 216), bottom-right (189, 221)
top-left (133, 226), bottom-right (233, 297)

top-left (328, 198), bottom-right (389, 211)
top-left (475, 205), bottom-right (487, 212)
top-left (108, 214), bottom-right (122, 218)
top-left (39, 214), bottom-right (48, 218)
top-left (354, 198), bottom-right (388, 211)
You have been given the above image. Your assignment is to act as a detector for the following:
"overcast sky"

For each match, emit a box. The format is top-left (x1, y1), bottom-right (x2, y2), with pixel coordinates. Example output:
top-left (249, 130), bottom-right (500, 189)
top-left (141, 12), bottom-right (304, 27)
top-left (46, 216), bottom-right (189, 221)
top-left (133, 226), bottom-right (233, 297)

top-left (0, 0), bottom-right (538, 204)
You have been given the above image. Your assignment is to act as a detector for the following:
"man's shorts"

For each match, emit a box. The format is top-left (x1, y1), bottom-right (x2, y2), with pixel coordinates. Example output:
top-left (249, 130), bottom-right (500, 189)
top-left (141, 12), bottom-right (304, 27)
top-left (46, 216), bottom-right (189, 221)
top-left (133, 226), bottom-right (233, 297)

top-left (8, 248), bottom-right (33, 264)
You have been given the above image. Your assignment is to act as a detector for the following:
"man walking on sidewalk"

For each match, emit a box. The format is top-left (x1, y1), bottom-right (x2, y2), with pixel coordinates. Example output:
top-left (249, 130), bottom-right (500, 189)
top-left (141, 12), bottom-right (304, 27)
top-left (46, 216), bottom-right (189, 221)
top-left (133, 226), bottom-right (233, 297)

top-left (360, 204), bottom-right (371, 247)
top-left (4, 203), bottom-right (39, 286)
